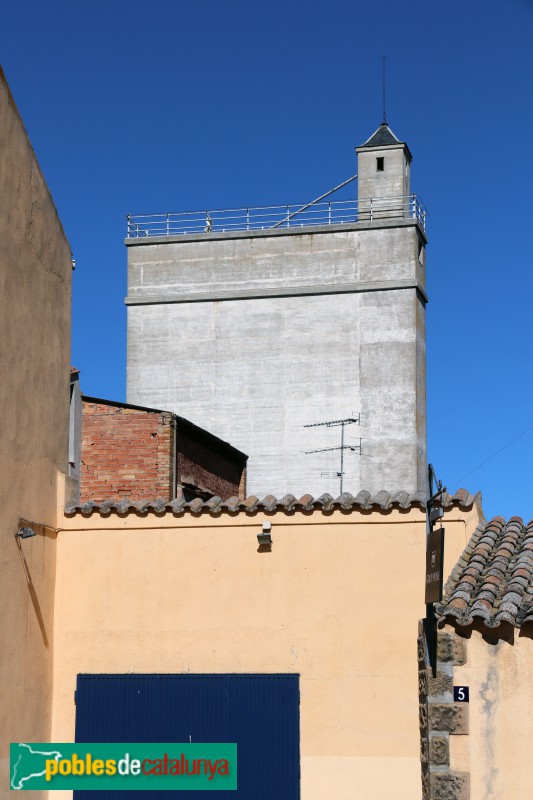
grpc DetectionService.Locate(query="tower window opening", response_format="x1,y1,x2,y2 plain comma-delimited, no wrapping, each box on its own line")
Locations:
376,157,384,172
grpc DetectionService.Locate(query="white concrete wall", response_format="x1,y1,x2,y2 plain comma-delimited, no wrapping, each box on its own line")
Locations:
126,220,427,498
357,145,411,202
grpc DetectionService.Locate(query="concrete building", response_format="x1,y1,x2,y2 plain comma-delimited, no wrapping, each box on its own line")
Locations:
125,122,428,498
0,65,72,794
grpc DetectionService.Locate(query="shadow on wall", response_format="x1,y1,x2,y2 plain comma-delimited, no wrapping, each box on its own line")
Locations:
15,525,57,649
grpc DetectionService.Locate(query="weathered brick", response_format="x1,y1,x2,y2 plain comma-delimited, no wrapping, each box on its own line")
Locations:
80,398,246,503
428,703,468,734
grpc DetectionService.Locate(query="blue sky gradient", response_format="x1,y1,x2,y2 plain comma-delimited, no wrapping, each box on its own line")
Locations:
1,0,531,519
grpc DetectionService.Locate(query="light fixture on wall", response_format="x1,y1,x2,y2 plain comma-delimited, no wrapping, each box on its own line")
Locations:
257,520,272,547
15,527,36,539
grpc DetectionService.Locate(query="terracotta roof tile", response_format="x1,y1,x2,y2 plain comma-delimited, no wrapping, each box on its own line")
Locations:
64,488,479,517
437,518,533,629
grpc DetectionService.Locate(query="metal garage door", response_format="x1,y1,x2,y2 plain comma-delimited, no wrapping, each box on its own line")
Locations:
74,673,300,800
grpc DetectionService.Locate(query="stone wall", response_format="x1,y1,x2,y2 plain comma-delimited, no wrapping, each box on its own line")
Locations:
418,624,470,799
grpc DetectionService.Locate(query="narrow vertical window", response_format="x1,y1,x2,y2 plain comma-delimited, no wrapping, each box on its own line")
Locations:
376,157,384,171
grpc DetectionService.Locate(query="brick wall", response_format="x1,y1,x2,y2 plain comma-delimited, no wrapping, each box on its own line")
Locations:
81,400,173,502
80,398,247,503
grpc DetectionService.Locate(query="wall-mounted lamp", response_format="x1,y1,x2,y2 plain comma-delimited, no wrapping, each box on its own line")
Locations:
257,520,272,547
16,527,36,539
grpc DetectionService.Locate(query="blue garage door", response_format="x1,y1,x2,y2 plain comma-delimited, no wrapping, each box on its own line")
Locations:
74,673,300,800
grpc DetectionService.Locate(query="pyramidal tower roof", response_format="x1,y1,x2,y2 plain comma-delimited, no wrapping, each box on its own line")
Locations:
357,122,412,162
359,122,402,148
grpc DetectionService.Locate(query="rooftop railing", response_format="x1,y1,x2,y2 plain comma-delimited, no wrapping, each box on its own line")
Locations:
126,194,427,239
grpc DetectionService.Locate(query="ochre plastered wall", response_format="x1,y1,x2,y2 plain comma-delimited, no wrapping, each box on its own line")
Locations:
52,503,480,800
0,66,72,795
447,623,533,800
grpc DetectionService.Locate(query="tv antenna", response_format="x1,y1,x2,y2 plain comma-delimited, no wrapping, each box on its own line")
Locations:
304,417,361,494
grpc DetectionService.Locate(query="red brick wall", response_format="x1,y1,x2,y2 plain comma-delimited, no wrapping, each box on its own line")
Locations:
81,401,173,503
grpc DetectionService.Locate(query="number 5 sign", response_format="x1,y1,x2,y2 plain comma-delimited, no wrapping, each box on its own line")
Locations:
453,686,469,702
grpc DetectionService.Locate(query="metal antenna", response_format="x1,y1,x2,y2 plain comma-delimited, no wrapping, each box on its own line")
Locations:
382,55,387,124
304,417,361,495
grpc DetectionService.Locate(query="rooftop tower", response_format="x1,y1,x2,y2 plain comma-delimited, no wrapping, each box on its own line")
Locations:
125,123,427,497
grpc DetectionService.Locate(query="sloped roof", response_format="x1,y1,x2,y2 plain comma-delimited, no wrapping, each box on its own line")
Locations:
64,488,479,517
437,517,533,629
81,394,248,461
359,122,402,148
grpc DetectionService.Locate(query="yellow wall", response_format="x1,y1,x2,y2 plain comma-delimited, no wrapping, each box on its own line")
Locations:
0,66,72,795
449,623,533,800
52,504,480,799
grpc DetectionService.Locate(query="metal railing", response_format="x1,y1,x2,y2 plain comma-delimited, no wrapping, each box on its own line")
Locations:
126,194,427,238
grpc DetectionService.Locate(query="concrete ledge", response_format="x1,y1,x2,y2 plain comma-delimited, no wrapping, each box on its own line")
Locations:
124,216,426,246
125,279,429,306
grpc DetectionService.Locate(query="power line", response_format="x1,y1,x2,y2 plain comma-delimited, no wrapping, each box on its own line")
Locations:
449,422,533,490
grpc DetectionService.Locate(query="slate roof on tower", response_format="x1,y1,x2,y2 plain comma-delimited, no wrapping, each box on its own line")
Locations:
359,122,402,148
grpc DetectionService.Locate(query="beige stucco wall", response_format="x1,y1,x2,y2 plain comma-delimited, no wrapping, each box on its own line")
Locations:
0,66,72,795
448,623,533,800
52,503,480,799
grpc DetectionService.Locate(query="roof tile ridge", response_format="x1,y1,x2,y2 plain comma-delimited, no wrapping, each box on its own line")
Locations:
390,490,412,508
297,494,315,511
279,494,298,511
372,490,392,509
314,493,335,510
260,495,278,512
499,520,533,626
438,520,490,621
221,495,242,512
204,496,223,513
333,492,356,510
470,518,522,626
438,520,493,623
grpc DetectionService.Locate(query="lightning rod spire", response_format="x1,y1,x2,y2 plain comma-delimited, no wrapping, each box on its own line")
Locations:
382,55,387,124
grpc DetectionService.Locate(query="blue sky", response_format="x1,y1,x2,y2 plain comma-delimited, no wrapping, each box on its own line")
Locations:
1,0,531,519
